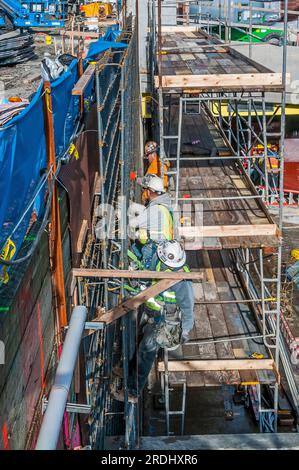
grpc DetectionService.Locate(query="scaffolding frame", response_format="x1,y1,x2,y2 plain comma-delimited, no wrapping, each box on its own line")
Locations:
153,0,299,436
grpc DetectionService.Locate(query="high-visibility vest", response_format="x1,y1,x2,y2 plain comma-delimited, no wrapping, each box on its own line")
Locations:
145,261,190,313
147,156,170,189
259,156,279,172
267,157,279,171
139,204,173,244
141,157,170,203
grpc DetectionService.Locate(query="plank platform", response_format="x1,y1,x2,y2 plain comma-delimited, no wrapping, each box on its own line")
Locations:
167,107,279,249
157,250,276,387
156,30,288,92
133,433,299,450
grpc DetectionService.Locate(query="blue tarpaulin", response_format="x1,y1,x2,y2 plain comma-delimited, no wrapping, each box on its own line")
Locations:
0,85,47,257
86,24,125,61
0,27,124,282
0,59,81,272
86,37,127,60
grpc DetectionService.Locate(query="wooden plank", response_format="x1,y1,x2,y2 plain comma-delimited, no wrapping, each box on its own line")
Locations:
155,73,289,90
158,359,274,372
161,26,201,33
72,268,203,280
76,219,88,254
61,30,100,38
178,224,278,238
95,279,181,325
72,64,95,96
92,172,102,197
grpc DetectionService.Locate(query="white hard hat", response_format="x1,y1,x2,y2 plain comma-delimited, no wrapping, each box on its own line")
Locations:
145,141,159,156
138,174,165,194
157,240,186,269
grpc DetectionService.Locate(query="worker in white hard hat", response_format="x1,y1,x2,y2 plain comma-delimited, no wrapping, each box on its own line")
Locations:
128,174,173,269
111,240,194,404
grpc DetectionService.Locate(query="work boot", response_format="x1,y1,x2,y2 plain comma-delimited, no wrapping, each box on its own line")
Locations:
110,385,138,404
181,330,190,344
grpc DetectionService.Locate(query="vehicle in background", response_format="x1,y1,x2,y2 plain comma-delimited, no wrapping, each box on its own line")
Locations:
0,0,67,28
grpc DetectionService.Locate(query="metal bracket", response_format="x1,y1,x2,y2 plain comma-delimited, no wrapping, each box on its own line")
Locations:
42,397,91,414
84,321,105,331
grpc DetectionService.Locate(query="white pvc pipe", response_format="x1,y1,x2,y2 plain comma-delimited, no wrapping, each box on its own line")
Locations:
35,306,87,450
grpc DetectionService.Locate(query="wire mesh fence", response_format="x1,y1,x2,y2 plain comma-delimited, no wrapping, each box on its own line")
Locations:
77,19,141,450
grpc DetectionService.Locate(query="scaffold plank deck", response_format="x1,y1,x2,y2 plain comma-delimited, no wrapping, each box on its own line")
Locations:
157,30,288,92
162,250,275,387
167,109,279,249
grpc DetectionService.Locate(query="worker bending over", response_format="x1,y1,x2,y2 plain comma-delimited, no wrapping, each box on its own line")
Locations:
111,240,194,403
128,174,173,268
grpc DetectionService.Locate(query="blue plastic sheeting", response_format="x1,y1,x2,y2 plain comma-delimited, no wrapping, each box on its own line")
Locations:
51,59,80,156
0,27,122,278
0,84,47,257
86,39,127,60
103,26,121,43
0,59,81,268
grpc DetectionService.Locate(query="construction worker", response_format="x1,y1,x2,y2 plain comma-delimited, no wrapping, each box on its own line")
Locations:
142,141,170,202
128,174,173,268
257,152,280,191
111,240,194,403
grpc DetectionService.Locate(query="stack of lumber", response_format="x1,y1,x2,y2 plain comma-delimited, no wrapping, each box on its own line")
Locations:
0,100,29,126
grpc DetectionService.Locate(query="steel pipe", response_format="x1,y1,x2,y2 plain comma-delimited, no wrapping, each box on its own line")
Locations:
35,306,87,450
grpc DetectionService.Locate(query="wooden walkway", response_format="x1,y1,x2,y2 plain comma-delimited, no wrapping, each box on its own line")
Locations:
167,109,279,249
157,29,288,91
158,250,276,387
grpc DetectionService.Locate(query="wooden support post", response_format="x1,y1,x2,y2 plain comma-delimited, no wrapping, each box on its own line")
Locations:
77,54,84,115
43,82,68,328
94,279,181,325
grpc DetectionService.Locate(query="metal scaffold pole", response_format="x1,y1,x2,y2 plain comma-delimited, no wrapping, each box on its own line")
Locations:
273,0,289,431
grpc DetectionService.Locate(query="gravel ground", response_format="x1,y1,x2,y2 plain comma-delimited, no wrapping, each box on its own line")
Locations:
0,32,60,100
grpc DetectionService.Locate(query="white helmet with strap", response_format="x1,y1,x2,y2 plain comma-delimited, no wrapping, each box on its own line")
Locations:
138,174,165,194
157,240,186,269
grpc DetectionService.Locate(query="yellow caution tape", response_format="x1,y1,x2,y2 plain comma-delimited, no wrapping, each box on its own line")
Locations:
0,239,16,285
69,143,79,160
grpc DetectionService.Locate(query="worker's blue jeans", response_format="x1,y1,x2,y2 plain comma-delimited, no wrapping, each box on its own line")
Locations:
130,240,157,269
128,319,160,397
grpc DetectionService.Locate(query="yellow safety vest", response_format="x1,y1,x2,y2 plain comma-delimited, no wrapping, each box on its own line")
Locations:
139,204,173,244
145,261,190,313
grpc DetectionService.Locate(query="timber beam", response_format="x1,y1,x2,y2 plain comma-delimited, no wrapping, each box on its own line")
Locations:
72,268,203,280
157,359,274,372
178,223,279,239
93,279,182,325
155,73,290,91
72,64,95,96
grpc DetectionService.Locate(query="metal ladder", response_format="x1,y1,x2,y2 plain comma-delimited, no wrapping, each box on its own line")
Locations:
161,348,187,436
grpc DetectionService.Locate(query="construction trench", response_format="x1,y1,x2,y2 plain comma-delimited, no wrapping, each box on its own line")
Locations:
1,1,299,453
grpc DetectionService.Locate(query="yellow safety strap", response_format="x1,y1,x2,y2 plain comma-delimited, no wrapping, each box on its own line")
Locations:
68,143,79,160
0,239,16,284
